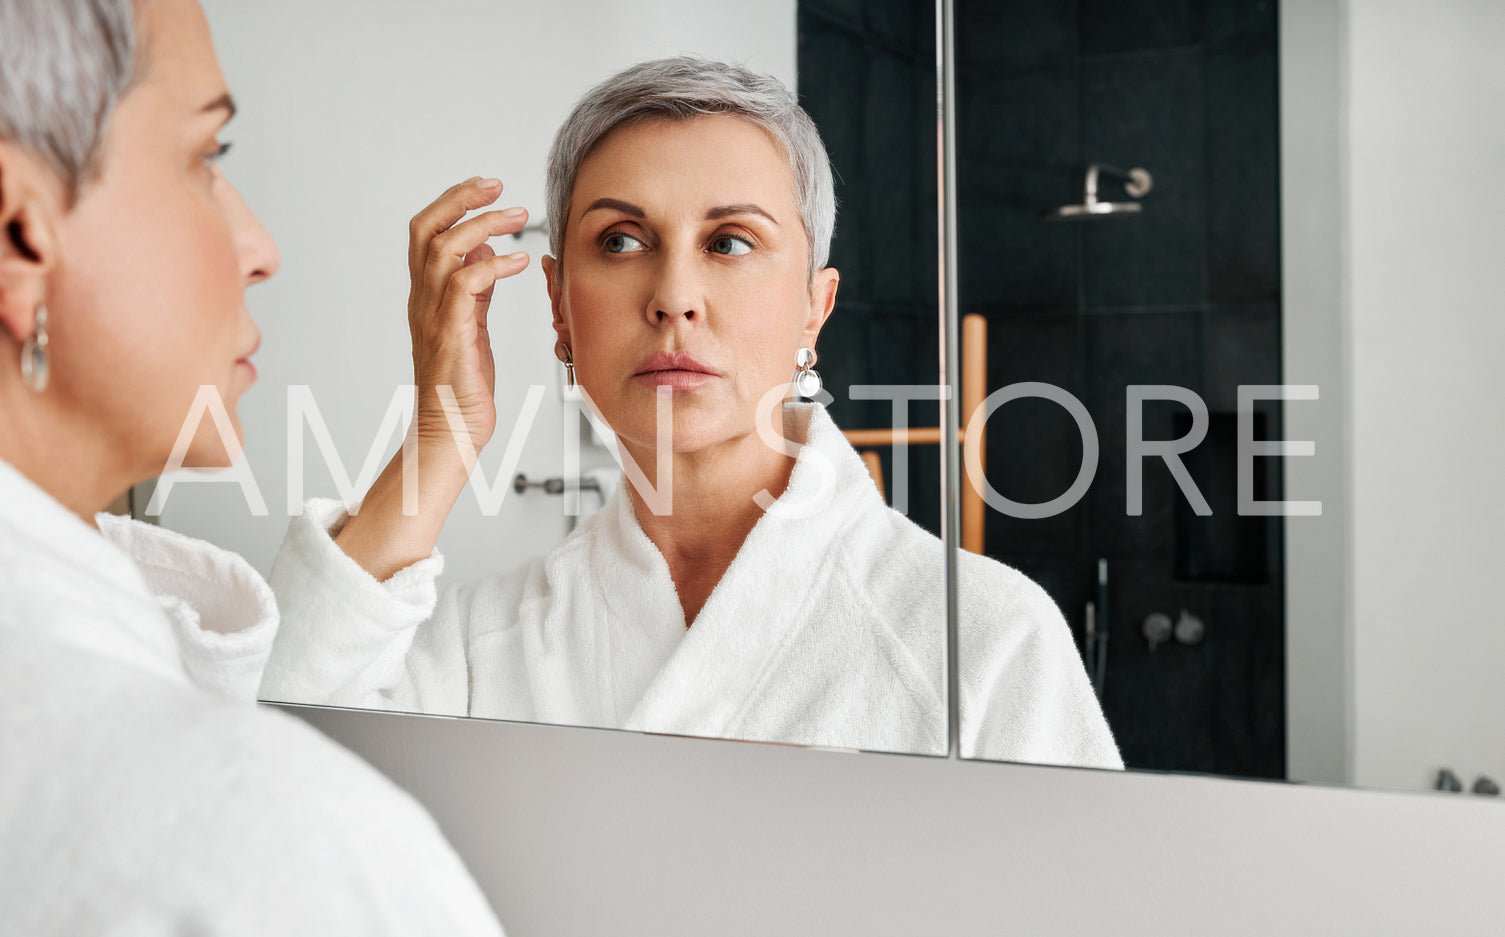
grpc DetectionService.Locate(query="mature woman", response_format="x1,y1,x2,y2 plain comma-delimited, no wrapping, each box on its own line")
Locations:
264,57,1120,768
0,0,502,931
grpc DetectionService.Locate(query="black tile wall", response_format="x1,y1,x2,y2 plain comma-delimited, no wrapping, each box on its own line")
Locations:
817,308,872,428
800,15,870,291
957,0,1078,68
802,0,864,31
805,0,1282,777
1084,309,1206,559
1204,0,1277,52
1094,555,1213,769
1080,0,1202,56
799,2,939,536
864,54,935,305
1175,411,1274,583
1206,49,1281,303
982,311,1088,557
959,64,1081,310
820,306,939,421
1096,556,1283,777
864,0,929,50
1081,48,1206,308
1202,302,1280,410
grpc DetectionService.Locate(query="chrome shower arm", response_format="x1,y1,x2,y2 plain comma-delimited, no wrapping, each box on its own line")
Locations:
1085,163,1153,205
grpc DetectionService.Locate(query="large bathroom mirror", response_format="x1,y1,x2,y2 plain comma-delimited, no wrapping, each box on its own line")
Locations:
165,0,956,756
167,0,1501,794
954,0,1505,799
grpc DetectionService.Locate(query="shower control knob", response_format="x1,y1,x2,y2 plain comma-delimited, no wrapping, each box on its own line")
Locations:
1174,609,1206,646
1142,612,1173,651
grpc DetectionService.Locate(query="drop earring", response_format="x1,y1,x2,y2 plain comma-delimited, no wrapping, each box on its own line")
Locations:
555,340,576,390
792,346,821,398
20,304,49,393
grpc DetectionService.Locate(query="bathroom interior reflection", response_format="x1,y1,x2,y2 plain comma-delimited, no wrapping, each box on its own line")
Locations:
168,0,1505,798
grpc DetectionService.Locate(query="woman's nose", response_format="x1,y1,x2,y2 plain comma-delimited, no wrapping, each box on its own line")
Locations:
223,178,281,285
646,249,703,325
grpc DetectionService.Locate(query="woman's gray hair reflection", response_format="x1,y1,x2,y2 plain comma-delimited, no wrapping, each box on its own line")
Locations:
263,56,1121,768
544,55,836,276
0,0,502,931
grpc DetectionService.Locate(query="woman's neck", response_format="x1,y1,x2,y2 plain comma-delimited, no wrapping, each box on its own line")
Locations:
0,388,132,529
623,424,800,628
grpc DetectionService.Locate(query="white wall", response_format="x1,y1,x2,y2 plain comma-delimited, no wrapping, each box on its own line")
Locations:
179,1,797,585
1284,0,1505,793
1345,0,1505,792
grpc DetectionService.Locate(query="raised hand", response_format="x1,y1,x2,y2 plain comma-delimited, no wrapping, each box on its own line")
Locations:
331,177,530,581
406,176,531,457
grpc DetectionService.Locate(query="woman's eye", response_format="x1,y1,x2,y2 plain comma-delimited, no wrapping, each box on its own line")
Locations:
603,232,646,253
709,235,753,256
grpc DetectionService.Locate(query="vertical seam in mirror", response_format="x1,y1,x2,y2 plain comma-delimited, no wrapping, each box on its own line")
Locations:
937,0,961,760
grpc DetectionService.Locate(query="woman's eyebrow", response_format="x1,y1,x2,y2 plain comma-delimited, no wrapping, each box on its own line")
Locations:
579,197,644,221
705,203,778,224
577,198,779,226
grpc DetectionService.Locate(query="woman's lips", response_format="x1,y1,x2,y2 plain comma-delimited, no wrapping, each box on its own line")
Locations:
633,369,715,392
633,351,718,393
237,331,261,383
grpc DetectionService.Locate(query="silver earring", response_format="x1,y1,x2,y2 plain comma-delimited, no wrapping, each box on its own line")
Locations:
556,341,576,391
792,346,821,398
20,304,50,393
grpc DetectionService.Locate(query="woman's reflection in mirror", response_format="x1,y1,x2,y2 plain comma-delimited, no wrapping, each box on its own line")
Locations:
263,57,1121,768
0,0,503,931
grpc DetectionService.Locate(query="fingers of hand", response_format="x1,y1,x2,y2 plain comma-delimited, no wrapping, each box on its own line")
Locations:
465,243,500,324
407,176,504,274
442,251,530,321
463,242,497,266
422,207,530,294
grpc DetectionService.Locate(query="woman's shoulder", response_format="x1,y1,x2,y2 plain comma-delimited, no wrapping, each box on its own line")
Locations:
952,551,1084,698
1,625,400,837
955,549,1066,627
0,628,498,932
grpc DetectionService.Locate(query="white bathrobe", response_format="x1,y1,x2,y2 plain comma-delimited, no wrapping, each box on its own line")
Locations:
264,404,1121,768
0,459,503,936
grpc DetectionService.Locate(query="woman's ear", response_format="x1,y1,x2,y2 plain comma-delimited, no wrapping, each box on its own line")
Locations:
802,266,840,347
0,141,62,347
541,253,570,344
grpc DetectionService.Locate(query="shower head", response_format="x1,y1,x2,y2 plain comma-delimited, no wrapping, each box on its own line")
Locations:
1042,163,1153,222
1042,201,1142,221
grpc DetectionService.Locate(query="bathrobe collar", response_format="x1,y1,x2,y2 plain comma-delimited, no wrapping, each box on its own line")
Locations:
579,403,881,738
0,458,276,696
0,458,180,682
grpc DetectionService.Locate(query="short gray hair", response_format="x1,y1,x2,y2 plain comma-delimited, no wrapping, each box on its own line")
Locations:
545,56,836,277
0,0,138,200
